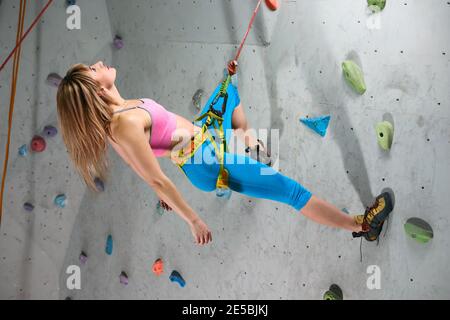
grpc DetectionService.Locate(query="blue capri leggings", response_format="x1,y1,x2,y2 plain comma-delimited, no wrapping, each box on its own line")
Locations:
178,82,312,211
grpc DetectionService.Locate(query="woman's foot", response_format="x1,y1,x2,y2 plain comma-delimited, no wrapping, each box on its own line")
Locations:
352,192,394,241
245,139,272,166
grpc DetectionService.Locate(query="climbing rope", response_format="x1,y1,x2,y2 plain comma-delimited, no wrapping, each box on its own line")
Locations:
0,0,54,224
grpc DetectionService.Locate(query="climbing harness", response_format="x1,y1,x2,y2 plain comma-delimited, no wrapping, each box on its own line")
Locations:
174,0,264,198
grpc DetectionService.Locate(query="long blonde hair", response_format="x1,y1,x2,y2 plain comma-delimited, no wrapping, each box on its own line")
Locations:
56,63,116,192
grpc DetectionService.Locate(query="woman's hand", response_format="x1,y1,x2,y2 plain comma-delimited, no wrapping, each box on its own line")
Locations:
189,218,212,245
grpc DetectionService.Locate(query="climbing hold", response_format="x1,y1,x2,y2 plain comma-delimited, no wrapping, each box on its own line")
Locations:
23,202,34,212
65,296,72,300
31,135,46,152
404,218,433,244
94,177,105,192
323,284,343,300
300,116,331,137
265,0,280,11
216,188,232,200
368,0,386,11
342,208,350,214
119,271,129,285
79,251,88,265
192,89,204,110
46,73,63,87
43,125,58,138
342,60,366,95
105,235,113,255
169,270,186,287
152,258,164,276
18,144,28,156
156,201,165,216
67,0,76,6
375,121,393,151
54,194,67,208
113,35,124,50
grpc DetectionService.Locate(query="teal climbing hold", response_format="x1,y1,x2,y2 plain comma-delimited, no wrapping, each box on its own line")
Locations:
54,194,67,208
300,116,331,137
342,60,366,95
169,270,186,287
105,235,113,255
156,201,165,216
368,0,386,11
375,121,394,150
404,218,433,244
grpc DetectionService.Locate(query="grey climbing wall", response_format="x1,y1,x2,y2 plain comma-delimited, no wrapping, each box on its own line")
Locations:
0,0,449,299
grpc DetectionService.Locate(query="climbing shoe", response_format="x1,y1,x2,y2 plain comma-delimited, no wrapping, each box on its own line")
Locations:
245,139,272,167
352,192,393,242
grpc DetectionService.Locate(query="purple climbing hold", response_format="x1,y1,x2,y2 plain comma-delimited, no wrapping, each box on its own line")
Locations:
23,202,34,212
79,251,88,265
43,125,58,138
94,177,105,192
119,271,129,285
46,73,62,87
113,35,124,50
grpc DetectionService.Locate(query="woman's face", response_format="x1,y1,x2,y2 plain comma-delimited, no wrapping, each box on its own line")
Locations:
88,61,116,89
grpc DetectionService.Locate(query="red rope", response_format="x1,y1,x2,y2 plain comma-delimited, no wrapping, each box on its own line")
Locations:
234,0,263,62
0,0,54,74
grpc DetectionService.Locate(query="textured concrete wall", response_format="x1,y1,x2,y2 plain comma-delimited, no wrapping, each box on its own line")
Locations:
0,0,449,299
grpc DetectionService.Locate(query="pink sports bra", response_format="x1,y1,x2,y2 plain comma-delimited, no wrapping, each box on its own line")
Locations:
113,98,177,157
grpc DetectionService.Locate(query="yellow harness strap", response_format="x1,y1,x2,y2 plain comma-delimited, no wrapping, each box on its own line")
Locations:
175,80,231,192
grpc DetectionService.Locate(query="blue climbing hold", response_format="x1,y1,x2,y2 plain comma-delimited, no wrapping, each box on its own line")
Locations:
300,116,331,137
216,188,232,200
105,235,113,255
169,270,186,287
54,194,67,208
18,144,27,156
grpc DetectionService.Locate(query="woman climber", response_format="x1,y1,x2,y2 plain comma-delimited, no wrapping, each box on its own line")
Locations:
56,60,393,246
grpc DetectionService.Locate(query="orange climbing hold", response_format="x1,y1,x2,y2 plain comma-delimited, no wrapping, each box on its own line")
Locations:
265,0,279,11
152,258,164,276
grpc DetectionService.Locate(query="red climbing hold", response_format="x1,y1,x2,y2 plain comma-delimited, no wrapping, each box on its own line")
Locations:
31,135,46,152
265,0,279,11
152,258,164,276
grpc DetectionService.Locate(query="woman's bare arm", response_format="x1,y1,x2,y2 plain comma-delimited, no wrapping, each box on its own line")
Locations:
112,115,212,244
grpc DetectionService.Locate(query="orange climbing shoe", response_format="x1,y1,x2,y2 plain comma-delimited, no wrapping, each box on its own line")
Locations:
265,0,280,11
352,192,393,241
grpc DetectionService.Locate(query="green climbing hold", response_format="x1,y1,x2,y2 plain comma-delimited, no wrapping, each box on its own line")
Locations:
404,218,433,244
368,0,386,11
323,284,343,300
342,60,366,95
375,121,394,150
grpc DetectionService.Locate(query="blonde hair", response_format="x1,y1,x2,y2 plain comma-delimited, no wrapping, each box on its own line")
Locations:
56,63,116,192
